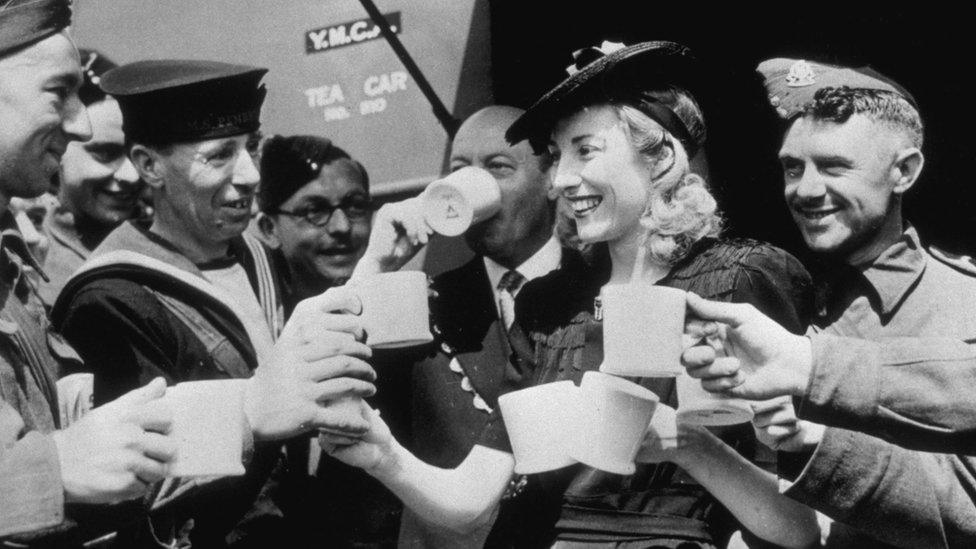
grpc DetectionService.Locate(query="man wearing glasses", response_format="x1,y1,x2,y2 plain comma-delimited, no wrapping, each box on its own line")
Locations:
253,134,408,547
51,61,378,547
256,134,373,312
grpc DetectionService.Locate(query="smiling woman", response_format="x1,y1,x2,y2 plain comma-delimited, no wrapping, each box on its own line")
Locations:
319,41,821,549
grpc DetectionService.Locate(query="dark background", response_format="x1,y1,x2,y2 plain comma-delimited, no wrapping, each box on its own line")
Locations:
487,3,976,266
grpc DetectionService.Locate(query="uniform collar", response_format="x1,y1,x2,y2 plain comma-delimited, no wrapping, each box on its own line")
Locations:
483,236,562,293
0,209,48,283
44,207,91,259
857,225,927,315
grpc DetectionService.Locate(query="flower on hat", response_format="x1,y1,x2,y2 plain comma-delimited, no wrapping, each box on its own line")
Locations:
786,60,816,87
566,40,628,76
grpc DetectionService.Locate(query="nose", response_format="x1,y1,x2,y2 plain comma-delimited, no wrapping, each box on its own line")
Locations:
114,157,140,185
232,149,260,188
552,159,581,194
791,169,827,202
325,208,351,235
62,93,92,143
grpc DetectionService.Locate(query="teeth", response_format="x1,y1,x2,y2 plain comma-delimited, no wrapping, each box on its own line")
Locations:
570,197,602,214
800,209,837,220
226,198,250,209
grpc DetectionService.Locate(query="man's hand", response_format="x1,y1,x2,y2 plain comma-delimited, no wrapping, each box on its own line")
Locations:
681,293,813,400
319,405,395,474
752,398,825,452
52,377,176,504
245,288,377,441
352,198,431,279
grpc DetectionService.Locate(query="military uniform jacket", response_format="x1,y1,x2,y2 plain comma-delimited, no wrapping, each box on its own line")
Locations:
0,212,74,543
784,227,976,549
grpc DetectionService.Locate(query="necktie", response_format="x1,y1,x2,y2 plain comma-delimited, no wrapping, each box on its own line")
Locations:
497,270,525,329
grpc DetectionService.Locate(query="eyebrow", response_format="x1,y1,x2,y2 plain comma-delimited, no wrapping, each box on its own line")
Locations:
47,71,81,90
298,192,369,206
198,137,238,153
484,153,515,163
808,154,855,167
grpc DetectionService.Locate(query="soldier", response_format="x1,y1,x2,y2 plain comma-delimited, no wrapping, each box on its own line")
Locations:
0,1,176,545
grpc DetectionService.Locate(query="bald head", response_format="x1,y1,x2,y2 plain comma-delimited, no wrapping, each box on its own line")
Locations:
449,105,555,268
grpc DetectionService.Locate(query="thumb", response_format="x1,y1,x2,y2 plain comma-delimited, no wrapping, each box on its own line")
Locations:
111,377,168,407
686,292,749,328
287,288,362,337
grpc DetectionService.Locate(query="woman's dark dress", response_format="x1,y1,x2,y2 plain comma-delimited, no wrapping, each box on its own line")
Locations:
479,238,813,548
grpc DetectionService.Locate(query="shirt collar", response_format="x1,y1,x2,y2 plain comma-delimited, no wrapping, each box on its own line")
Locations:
483,236,562,295
858,225,927,315
44,207,91,259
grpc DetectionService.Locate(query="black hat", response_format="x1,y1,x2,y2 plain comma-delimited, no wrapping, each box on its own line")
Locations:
259,134,368,213
77,49,117,106
0,0,72,57
100,59,268,145
757,58,917,120
506,41,704,155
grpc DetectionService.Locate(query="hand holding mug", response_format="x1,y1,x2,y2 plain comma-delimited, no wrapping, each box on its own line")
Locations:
53,377,176,504
353,197,431,278
682,293,813,400
319,405,396,474
245,288,376,441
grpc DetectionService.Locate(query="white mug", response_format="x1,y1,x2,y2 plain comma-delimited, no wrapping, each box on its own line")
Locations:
570,371,659,475
162,380,246,477
354,271,433,348
421,166,502,236
498,380,578,474
599,284,686,377
675,370,754,426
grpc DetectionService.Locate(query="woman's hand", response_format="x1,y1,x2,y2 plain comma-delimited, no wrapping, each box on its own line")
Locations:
319,404,396,473
352,198,432,278
636,403,707,464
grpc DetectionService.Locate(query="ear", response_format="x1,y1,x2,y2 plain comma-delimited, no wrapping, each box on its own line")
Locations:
891,147,924,195
129,144,165,190
255,212,281,248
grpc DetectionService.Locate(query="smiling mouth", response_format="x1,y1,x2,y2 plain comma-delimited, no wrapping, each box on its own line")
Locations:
795,206,841,221
98,185,137,201
222,197,252,210
568,195,603,216
322,248,355,256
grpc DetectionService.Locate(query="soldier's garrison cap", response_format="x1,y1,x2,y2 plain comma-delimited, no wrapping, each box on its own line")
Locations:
757,58,916,120
0,0,72,57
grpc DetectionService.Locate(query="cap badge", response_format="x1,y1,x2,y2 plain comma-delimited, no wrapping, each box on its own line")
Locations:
566,40,627,76
786,60,816,87
82,51,101,85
